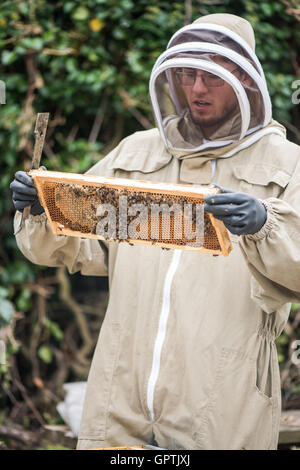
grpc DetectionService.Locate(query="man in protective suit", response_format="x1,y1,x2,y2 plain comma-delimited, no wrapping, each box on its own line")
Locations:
10,13,300,450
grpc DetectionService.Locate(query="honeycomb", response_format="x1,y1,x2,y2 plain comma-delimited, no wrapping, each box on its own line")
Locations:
29,170,232,256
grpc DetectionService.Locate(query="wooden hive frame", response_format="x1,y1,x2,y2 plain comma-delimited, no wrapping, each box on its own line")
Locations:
29,169,232,256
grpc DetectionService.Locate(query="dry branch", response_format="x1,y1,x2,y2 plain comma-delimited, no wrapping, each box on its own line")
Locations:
42,48,76,56
57,266,93,365
184,0,192,25
89,96,108,143
0,425,37,445
280,0,300,21
118,89,152,130
12,358,46,426
102,114,125,155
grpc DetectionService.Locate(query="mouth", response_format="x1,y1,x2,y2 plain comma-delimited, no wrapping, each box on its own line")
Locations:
193,100,212,111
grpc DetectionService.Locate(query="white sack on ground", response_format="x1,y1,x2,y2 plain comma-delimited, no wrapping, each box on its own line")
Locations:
56,382,87,437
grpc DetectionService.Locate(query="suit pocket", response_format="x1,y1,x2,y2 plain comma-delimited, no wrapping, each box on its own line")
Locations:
195,347,279,450
233,165,291,199
78,321,121,440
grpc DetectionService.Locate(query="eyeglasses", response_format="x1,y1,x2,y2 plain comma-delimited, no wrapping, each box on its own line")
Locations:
174,68,241,87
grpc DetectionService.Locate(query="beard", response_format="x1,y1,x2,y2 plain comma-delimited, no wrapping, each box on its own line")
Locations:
191,100,239,132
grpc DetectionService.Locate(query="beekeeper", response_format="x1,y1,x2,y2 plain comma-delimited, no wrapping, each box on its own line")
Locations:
11,13,300,450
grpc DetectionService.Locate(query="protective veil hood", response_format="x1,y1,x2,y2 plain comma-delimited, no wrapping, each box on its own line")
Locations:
149,13,285,157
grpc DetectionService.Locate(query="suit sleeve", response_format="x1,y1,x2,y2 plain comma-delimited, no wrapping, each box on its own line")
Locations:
14,211,108,276
239,161,300,312
13,145,123,276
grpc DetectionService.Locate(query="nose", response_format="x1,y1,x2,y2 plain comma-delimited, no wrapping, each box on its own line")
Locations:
192,74,209,93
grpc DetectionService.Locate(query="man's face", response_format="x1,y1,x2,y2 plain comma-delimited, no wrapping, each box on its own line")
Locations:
177,56,242,138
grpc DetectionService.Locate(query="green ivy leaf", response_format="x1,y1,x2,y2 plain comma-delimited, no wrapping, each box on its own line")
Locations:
21,37,44,50
16,288,32,312
4,261,35,284
38,345,53,364
1,50,17,65
0,298,14,324
277,352,285,364
0,287,9,299
72,6,89,21
291,303,300,313
45,319,64,341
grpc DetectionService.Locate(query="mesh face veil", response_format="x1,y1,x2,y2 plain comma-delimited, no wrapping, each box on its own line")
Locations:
149,23,272,152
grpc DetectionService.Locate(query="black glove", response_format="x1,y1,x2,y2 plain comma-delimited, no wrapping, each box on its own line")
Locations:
204,187,267,235
10,171,44,216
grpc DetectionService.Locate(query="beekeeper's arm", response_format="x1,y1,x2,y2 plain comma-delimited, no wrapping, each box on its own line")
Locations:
13,209,108,276
205,174,300,308
11,152,119,277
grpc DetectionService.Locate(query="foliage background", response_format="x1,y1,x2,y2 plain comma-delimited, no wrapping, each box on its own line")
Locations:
0,0,299,449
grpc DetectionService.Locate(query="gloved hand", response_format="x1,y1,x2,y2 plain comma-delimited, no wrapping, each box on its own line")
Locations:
204,187,267,235
10,171,45,215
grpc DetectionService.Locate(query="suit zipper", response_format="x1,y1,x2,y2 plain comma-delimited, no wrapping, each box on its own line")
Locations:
146,250,182,421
